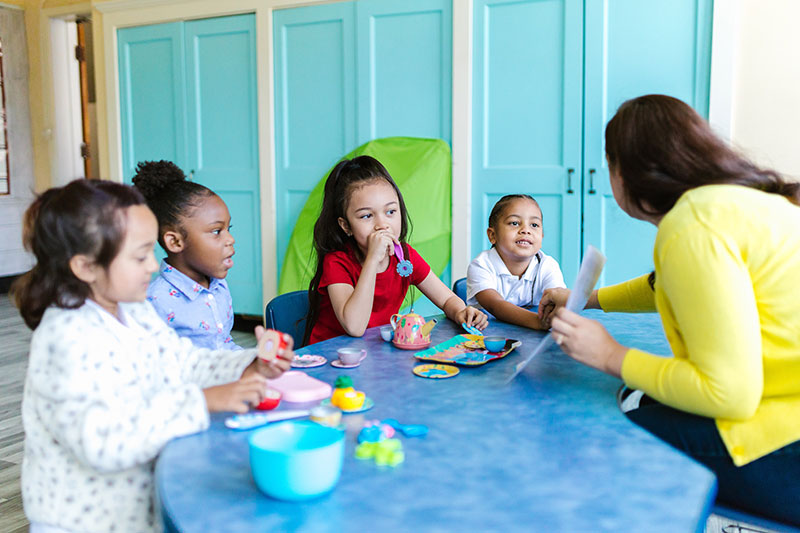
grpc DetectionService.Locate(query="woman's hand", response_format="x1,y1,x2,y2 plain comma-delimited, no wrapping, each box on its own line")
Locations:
456,306,489,330
251,327,293,379
365,228,396,266
549,308,627,378
538,287,571,329
203,374,268,413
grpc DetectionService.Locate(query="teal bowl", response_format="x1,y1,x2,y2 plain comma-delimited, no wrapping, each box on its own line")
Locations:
249,421,345,501
483,336,507,353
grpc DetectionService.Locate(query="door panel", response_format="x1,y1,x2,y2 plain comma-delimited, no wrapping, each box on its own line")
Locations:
273,2,357,278
356,0,452,144
472,0,583,283
118,22,187,180
185,14,261,314
582,0,713,286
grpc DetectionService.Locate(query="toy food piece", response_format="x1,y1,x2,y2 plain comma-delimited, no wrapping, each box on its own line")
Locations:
255,388,281,411
309,404,342,427
355,439,404,467
258,329,287,362
330,376,365,410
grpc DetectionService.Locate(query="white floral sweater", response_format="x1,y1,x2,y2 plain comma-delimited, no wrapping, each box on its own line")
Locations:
22,300,256,533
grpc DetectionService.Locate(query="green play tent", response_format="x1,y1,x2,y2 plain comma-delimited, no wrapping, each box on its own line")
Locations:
277,137,452,308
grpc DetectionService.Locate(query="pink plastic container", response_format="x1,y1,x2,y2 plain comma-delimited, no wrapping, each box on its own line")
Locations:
266,371,332,403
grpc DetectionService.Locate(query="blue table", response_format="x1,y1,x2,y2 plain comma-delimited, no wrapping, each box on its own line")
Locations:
155,311,716,532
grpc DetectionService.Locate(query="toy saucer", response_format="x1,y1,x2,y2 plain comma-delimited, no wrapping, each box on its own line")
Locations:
321,397,374,414
392,339,431,350
331,359,361,369
291,354,327,369
413,364,459,379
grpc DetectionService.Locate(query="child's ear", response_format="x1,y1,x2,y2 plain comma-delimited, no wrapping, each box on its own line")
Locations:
337,217,352,237
486,227,496,245
69,254,98,284
163,229,185,253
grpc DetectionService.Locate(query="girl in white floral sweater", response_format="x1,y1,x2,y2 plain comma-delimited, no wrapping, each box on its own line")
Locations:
12,179,292,533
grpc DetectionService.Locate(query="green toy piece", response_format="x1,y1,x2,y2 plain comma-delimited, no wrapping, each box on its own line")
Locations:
334,376,353,389
355,438,405,467
278,137,452,310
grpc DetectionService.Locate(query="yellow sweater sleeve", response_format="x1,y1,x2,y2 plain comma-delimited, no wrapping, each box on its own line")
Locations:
597,274,656,312
620,225,763,421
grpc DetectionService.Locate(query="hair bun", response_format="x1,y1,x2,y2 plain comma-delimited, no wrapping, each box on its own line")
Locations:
131,160,187,199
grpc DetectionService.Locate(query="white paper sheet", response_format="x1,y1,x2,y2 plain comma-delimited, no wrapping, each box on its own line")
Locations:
506,245,607,382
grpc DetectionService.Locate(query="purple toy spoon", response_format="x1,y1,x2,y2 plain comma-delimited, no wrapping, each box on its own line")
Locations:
394,242,413,277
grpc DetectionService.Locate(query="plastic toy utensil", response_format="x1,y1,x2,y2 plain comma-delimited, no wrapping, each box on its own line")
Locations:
394,242,413,277
224,409,310,430
381,418,428,438
462,322,483,336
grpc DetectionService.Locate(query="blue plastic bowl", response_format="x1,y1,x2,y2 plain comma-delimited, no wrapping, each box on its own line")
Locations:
249,421,345,501
483,336,506,353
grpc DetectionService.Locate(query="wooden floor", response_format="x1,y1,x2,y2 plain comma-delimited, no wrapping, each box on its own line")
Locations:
0,294,773,533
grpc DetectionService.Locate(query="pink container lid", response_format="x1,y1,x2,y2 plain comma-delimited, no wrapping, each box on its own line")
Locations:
266,371,332,403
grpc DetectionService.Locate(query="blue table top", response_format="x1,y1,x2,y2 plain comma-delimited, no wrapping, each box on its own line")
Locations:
155,310,717,532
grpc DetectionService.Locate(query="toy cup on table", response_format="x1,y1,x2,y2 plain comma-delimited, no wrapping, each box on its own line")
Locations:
483,336,506,353
336,348,367,366
380,326,394,342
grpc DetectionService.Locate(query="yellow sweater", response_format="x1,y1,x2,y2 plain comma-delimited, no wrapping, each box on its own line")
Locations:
598,185,800,466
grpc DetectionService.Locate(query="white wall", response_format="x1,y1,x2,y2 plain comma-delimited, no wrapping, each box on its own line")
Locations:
730,0,800,179
0,6,35,277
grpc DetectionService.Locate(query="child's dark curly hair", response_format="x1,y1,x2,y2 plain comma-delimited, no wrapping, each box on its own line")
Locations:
131,160,213,249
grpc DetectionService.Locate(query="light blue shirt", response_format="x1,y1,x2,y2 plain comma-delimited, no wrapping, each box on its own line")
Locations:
147,261,240,350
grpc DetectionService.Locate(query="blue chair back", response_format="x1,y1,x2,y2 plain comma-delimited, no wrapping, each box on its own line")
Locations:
453,277,467,303
265,290,309,348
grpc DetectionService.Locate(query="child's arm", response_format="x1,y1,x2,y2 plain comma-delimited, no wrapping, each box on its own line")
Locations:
328,230,395,337
474,288,545,329
417,271,489,329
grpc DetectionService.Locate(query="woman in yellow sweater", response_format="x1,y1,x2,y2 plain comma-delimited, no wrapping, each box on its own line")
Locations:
540,94,800,525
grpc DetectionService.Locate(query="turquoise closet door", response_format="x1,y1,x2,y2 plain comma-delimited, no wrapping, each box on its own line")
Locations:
273,3,357,278
582,0,713,286
472,0,584,283
118,15,262,315
118,22,187,179
273,0,452,282
183,15,262,315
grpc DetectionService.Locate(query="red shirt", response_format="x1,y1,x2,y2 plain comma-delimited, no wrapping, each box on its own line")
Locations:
309,243,431,344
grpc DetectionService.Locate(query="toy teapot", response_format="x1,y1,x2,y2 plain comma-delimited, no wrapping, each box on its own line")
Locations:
390,311,437,350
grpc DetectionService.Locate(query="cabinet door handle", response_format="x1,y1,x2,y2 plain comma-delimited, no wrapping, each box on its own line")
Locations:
588,168,597,194
566,168,574,194
189,169,195,180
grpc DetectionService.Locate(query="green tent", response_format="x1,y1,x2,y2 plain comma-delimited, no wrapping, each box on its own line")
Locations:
278,137,452,308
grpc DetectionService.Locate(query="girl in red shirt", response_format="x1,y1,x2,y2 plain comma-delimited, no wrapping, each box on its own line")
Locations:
305,156,487,344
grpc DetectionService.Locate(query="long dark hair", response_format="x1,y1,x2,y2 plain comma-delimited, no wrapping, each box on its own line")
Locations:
131,160,213,250
11,179,146,329
303,156,411,344
605,94,800,218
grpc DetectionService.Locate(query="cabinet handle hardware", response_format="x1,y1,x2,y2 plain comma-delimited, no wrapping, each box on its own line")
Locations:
588,168,597,194
566,168,574,194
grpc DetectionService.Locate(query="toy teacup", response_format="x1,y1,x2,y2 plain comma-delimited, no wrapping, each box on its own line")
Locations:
337,348,367,366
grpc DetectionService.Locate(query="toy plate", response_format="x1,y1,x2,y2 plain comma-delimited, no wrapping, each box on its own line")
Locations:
413,364,459,379
321,397,374,414
415,334,521,366
291,354,327,369
330,359,361,369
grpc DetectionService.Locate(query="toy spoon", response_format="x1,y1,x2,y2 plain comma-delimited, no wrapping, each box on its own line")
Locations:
381,418,428,438
394,242,413,277
462,322,483,336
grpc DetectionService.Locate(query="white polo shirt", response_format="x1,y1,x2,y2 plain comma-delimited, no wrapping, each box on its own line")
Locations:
467,247,566,310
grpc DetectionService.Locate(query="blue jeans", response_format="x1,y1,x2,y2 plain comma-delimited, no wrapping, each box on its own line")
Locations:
624,394,800,526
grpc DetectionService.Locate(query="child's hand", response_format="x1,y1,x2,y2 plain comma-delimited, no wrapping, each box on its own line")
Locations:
538,288,571,329
365,228,396,266
203,375,268,413
252,327,293,379
456,306,489,331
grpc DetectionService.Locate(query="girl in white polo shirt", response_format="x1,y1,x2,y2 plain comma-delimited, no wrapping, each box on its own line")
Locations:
467,194,565,329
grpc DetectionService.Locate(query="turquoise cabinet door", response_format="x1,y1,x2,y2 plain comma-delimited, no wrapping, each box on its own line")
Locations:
273,2,357,278
472,0,584,283
184,14,262,315
273,0,453,284
119,15,262,315
582,0,713,286
355,0,452,145
118,22,187,180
